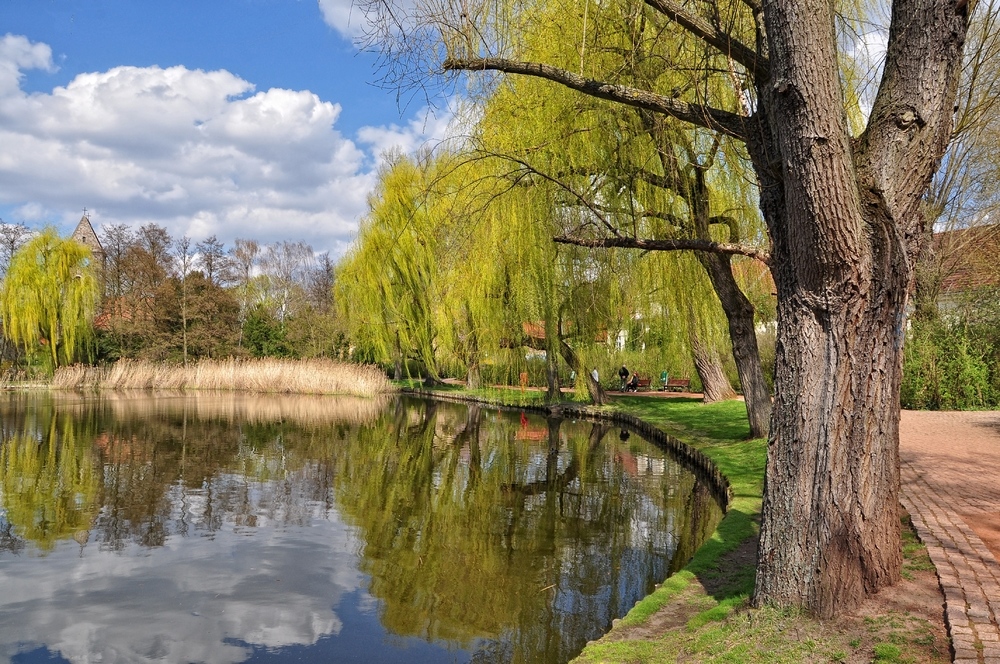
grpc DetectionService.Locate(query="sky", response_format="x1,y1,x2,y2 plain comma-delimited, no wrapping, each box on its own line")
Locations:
0,0,456,258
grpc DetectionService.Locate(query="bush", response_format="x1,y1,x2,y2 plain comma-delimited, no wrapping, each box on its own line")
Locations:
902,290,1000,409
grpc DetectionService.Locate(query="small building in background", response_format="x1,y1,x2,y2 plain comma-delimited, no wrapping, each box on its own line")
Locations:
71,213,105,271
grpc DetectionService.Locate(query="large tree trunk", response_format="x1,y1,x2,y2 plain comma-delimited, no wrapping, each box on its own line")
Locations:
543,312,562,403
430,0,968,618
466,363,482,390
697,252,772,436
754,217,910,616
558,337,607,405
691,338,737,403
750,0,967,618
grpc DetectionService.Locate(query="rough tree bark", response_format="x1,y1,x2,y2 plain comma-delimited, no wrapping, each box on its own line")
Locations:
691,337,737,403
431,0,969,617
748,0,968,617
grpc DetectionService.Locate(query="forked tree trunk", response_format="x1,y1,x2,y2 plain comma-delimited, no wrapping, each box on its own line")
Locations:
691,338,737,403
750,0,967,617
435,0,968,618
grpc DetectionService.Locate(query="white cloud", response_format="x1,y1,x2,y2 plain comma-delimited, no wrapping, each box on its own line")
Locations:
0,35,469,257
0,33,55,95
0,34,468,258
317,0,370,41
357,100,473,168
317,0,421,47
0,498,362,663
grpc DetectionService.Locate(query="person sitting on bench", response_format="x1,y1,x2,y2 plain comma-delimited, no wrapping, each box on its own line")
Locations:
625,374,640,392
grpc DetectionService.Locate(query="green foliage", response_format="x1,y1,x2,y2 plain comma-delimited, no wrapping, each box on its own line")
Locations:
244,305,295,358
902,291,1000,409
873,643,903,662
0,228,100,372
335,153,444,379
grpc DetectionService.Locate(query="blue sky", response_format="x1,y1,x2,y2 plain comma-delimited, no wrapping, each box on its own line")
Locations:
0,0,455,257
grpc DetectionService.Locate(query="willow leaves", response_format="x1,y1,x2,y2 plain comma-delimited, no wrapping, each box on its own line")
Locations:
0,229,100,372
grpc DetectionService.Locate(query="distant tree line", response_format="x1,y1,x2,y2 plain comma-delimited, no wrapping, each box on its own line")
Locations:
0,220,345,374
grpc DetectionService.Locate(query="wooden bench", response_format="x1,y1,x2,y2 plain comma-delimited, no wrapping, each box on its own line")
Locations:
635,375,652,391
664,377,691,392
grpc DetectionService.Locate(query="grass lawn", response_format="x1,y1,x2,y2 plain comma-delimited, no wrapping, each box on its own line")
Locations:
404,385,950,664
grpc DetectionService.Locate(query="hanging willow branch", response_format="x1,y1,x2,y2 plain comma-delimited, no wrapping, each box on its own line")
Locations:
0,228,100,371
641,0,768,79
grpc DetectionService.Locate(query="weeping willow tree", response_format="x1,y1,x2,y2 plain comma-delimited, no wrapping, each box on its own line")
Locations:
416,149,576,402
336,153,445,382
0,228,100,372
431,133,629,404
364,0,973,614
460,38,771,409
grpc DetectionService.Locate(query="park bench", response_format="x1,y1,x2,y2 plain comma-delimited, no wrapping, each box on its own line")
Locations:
634,375,652,391
663,377,691,392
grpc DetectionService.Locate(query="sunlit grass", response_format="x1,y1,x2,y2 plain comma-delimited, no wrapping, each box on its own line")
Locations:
52,358,394,398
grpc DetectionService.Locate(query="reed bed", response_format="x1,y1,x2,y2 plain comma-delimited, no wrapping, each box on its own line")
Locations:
52,358,394,398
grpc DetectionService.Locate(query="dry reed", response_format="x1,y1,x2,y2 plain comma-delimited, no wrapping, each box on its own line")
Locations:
52,358,394,398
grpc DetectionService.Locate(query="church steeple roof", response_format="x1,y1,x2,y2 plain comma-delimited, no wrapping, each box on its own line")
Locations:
71,212,105,263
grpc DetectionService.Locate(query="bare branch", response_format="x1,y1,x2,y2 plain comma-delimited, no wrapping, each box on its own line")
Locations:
442,57,749,140
478,151,622,237
642,0,768,80
553,234,771,263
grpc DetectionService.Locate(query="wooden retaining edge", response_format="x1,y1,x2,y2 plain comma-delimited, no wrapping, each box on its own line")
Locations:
400,388,733,512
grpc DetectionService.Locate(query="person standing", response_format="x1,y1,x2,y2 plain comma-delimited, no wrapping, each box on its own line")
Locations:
618,365,630,391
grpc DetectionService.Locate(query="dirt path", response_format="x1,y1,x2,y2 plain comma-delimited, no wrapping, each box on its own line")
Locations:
900,409,1000,663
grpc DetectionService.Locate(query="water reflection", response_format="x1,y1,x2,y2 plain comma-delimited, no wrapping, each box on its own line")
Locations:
0,392,723,664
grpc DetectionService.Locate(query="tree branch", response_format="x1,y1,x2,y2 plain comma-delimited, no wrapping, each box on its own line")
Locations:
642,0,768,80
553,234,770,263
443,57,748,141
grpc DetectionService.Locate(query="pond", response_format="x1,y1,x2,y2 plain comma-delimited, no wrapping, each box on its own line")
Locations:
0,392,724,664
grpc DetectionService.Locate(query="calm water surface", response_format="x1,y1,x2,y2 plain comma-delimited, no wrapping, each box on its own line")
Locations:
0,392,723,664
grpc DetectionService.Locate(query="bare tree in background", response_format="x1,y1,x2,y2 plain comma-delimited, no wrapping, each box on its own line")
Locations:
196,235,228,286
0,221,31,278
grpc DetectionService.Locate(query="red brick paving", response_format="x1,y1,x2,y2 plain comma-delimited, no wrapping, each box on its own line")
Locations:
900,410,1000,664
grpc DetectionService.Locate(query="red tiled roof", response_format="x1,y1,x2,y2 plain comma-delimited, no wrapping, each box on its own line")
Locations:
934,225,1000,293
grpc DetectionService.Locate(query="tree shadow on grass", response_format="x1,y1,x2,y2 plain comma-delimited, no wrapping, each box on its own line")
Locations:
687,508,759,603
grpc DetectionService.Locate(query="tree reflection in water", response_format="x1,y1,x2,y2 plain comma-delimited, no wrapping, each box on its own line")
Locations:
0,392,722,664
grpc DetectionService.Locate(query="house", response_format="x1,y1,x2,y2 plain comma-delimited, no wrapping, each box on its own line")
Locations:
927,224,1000,313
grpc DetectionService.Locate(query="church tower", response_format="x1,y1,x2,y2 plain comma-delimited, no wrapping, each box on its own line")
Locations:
71,211,105,270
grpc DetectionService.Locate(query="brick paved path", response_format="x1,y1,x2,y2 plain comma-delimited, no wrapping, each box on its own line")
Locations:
900,410,1000,664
